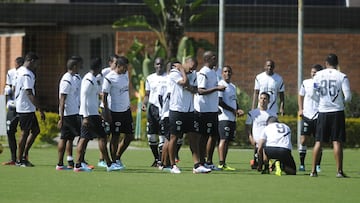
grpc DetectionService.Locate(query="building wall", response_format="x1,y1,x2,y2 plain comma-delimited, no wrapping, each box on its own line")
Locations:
23,30,68,111
1,31,359,112
116,31,360,98
0,35,23,94
34,32,68,111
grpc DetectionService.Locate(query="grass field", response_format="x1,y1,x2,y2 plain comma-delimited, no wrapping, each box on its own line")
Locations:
0,142,359,203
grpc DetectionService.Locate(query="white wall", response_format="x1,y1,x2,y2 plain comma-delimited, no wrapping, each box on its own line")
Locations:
347,0,360,7
0,95,7,136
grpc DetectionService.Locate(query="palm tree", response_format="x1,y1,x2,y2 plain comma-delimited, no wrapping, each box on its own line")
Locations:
113,0,207,60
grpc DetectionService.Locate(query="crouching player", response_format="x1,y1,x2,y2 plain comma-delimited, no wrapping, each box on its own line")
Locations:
257,116,296,176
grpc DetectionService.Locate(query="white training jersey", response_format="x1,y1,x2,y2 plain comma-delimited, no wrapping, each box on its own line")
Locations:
97,67,111,108
245,109,273,143
102,70,130,112
73,74,82,109
145,72,168,109
96,67,112,87
194,66,219,113
14,66,36,113
5,68,17,108
159,77,170,119
214,67,222,82
254,72,285,115
168,68,194,112
79,72,101,117
313,68,351,113
260,122,292,150
187,71,198,88
101,67,112,78
59,72,81,116
218,80,237,122
299,78,319,119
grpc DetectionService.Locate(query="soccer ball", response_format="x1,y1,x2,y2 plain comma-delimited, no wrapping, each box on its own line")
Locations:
0,143,3,154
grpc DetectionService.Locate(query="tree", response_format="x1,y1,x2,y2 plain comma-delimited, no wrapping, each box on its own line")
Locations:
113,0,215,93
113,0,209,60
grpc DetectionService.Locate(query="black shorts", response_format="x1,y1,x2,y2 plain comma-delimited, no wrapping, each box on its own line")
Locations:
194,111,218,137
300,116,317,136
316,111,346,143
146,104,161,134
169,111,198,137
80,115,107,140
60,114,81,140
218,120,235,141
6,108,19,135
264,147,296,173
160,117,170,140
110,109,134,135
18,112,40,133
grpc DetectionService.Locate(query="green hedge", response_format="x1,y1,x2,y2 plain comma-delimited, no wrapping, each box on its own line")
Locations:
234,116,360,148
34,112,360,148
34,111,59,146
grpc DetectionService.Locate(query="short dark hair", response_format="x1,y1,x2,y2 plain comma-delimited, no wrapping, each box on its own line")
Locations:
15,57,24,66
171,60,181,68
326,53,338,66
108,54,119,63
312,64,323,72
115,56,129,66
265,59,275,68
260,92,270,100
203,51,216,63
70,55,83,63
24,52,39,61
67,60,77,70
266,116,278,125
90,57,102,71
223,65,232,72
67,56,82,70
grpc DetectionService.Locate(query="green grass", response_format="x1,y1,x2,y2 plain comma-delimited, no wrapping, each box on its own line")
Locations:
0,143,359,203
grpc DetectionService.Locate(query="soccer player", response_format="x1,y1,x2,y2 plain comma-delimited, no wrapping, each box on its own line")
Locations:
310,54,351,178
257,116,296,176
157,61,178,171
168,59,211,174
97,54,119,168
102,56,134,169
246,92,274,169
217,65,244,170
252,59,285,116
2,57,24,165
298,64,323,172
14,52,45,167
75,57,121,172
194,51,226,170
56,56,83,170
142,57,167,167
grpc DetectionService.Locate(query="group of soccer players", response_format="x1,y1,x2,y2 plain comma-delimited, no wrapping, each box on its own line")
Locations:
2,51,351,177
56,55,134,172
